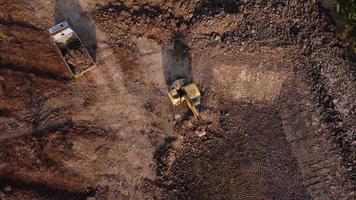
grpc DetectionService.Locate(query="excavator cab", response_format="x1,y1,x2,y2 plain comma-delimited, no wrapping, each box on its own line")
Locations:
167,79,202,120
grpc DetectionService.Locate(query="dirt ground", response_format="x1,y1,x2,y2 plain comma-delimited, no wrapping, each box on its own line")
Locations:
0,0,355,200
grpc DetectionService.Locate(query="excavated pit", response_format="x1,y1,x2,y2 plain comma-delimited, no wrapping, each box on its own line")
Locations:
0,0,355,200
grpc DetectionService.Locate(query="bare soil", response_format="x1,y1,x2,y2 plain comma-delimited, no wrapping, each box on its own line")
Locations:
0,0,355,200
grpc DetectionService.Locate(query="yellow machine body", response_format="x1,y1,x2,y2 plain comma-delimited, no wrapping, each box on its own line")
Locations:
167,79,202,120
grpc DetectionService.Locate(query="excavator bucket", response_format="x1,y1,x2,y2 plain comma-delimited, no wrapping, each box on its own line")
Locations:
49,21,95,78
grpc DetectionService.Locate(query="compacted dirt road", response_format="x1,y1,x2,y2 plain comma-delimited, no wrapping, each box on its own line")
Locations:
0,0,355,200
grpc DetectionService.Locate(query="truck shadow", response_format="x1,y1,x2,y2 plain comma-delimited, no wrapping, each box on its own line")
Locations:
162,34,193,86
54,0,97,62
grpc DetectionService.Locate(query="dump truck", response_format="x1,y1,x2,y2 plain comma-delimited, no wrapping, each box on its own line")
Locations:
49,21,95,78
167,79,202,120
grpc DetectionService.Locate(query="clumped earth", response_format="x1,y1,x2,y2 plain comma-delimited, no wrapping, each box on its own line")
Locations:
58,37,95,76
0,0,355,200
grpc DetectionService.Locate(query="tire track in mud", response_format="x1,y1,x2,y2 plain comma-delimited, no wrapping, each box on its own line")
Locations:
279,77,355,200
0,177,95,200
0,19,44,31
46,1,160,199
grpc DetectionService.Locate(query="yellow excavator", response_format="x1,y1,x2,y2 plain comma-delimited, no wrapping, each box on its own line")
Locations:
167,79,202,120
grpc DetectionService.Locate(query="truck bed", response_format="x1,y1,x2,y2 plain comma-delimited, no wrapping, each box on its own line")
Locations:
49,21,95,77
56,35,94,76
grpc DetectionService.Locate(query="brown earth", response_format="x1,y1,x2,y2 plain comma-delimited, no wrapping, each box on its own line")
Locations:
0,0,355,200
59,37,95,76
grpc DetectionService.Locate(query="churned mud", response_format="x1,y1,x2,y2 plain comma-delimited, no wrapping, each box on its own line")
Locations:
0,0,355,200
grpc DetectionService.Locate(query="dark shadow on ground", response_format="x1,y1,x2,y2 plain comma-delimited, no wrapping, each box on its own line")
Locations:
55,0,97,61
0,177,94,200
162,34,193,86
191,0,240,20
153,136,177,178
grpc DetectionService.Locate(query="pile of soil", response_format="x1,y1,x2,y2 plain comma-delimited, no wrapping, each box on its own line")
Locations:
58,37,94,76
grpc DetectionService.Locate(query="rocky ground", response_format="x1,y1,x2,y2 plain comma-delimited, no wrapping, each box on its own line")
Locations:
0,0,355,200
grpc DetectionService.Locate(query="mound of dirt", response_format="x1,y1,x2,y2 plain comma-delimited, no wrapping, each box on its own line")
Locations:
58,37,95,76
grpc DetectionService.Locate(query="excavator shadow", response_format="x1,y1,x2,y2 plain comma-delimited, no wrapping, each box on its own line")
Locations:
162,34,193,86
162,34,202,120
